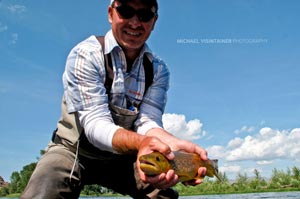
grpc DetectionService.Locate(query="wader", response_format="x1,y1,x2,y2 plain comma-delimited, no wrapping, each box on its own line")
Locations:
21,37,178,199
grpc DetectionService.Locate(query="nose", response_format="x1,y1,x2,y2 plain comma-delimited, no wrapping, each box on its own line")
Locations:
128,14,142,28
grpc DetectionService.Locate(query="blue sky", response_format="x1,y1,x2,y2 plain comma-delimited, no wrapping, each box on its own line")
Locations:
0,0,299,182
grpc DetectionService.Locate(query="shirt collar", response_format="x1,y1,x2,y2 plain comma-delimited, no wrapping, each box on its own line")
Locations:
104,30,119,55
104,29,153,59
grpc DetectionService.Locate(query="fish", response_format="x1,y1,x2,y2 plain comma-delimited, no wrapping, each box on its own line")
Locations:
139,151,221,182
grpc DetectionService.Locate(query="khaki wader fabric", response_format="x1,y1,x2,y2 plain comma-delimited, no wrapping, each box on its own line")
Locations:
21,98,178,199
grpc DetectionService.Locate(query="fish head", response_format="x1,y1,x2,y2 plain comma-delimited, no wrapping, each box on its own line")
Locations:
206,159,222,181
139,152,171,176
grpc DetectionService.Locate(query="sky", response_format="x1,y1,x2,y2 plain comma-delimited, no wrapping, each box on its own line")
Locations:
0,0,299,182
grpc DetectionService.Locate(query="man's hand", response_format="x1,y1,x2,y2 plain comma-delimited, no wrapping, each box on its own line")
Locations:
182,167,207,186
137,136,179,189
144,128,209,187
170,139,208,186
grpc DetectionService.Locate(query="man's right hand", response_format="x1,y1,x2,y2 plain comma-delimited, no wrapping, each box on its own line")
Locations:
137,136,179,189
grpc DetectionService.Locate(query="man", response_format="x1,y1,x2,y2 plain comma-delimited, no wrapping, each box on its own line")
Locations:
21,0,208,198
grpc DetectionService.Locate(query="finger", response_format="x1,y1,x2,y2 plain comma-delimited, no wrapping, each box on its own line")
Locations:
178,141,208,161
147,137,174,160
198,167,207,177
194,146,208,161
137,164,147,182
182,180,197,186
165,151,175,160
154,141,173,160
182,178,203,186
144,172,165,184
145,170,178,189
140,137,173,158
153,170,178,189
200,149,208,161
165,169,178,183
193,179,203,185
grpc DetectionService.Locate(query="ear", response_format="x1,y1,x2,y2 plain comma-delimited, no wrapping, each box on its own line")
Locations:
151,15,158,31
108,6,113,24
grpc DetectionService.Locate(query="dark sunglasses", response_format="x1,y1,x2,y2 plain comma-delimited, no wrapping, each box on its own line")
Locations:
112,4,157,22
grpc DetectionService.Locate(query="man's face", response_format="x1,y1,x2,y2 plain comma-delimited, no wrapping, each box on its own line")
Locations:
108,0,158,54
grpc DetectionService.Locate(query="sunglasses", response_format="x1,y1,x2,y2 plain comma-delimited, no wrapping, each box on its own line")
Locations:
112,4,157,22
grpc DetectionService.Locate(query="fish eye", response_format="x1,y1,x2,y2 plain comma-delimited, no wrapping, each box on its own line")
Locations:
156,156,160,162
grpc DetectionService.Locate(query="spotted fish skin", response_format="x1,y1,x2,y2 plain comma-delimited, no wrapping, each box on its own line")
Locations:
139,151,221,182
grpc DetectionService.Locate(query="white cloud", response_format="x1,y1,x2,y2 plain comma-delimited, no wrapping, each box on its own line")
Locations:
234,125,255,134
7,4,26,14
208,127,300,162
219,164,241,174
161,114,299,179
0,23,8,32
10,33,18,44
206,127,300,179
162,113,206,141
256,160,273,165
228,137,243,149
207,145,226,159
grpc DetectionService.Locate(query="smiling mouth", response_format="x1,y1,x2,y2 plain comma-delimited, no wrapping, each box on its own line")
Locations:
124,30,142,37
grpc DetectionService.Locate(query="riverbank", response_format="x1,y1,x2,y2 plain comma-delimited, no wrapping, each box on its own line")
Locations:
2,166,299,197
2,189,300,199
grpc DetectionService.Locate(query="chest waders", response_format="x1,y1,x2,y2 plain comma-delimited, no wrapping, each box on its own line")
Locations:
52,36,153,179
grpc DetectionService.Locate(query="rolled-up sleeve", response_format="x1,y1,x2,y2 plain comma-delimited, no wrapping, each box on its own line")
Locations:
78,104,121,153
62,37,120,152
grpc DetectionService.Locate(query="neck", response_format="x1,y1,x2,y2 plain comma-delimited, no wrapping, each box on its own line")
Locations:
126,57,134,72
123,48,141,72
124,48,140,61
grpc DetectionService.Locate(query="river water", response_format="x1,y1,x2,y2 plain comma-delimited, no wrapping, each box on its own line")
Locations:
2,192,300,199
78,192,300,198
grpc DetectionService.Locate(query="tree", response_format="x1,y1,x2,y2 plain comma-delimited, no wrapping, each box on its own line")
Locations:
0,186,9,196
254,169,261,180
19,162,37,191
233,172,249,192
7,162,37,195
269,168,293,188
236,172,248,185
291,166,300,187
9,172,21,193
249,169,267,190
292,166,300,180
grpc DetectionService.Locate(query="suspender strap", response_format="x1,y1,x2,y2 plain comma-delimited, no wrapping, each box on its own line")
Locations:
96,36,113,94
143,54,153,94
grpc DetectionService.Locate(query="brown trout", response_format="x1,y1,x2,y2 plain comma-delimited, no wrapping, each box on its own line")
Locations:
139,151,221,182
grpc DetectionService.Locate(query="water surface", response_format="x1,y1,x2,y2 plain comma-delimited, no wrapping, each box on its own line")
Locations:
2,191,300,199
78,191,300,199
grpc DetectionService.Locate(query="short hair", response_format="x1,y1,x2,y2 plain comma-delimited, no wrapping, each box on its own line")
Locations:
111,0,158,12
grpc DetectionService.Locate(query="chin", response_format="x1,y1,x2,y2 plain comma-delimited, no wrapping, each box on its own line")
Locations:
122,41,143,50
